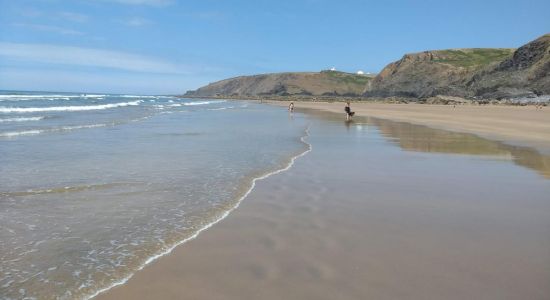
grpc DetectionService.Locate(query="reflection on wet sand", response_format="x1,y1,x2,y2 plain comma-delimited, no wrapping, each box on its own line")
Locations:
295,107,550,180
369,117,550,179
344,120,354,132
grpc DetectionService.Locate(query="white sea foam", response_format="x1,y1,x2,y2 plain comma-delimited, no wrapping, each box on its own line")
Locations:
80,95,107,98
119,95,142,98
60,124,108,130
0,101,142,113
208,106,235,111
0,94,173,102
183,100,226,106
0,124,111,138
0,116,45,122
119,95,159,99
84,126,312,300
0,130,43,137
0,94,107,101
0,115,153,138
0,94,76,99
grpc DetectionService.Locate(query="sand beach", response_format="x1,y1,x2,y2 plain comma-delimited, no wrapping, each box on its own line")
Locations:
271,102,550,153
96,104,550,300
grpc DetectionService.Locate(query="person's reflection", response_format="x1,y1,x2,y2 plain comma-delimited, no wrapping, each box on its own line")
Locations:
344,119,354,132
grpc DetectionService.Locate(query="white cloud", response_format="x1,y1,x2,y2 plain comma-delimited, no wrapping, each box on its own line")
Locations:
184,11,226,20
12,23,84,35
58,12,90,22
17,8,90,22
18,8,43,18
0,42,189,74
94,0,174,6
121,17,153,27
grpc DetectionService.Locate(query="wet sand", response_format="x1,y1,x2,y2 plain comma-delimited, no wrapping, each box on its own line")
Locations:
272,101,550,153
96,109,550,300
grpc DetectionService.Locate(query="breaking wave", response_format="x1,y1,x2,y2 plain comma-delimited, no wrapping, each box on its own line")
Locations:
0,101,143,113
0,116,45,122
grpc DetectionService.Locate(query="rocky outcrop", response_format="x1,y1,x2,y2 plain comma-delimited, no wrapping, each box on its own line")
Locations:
365,49,515,98
365,34,550,100
466,34,550,99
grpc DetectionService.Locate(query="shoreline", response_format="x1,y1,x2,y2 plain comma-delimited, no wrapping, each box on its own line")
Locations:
268,100,550,154
179,94,550,106
88,127,312,300
95,106,550,300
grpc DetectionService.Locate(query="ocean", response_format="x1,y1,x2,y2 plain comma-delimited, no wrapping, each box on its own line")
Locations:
0,91,309,299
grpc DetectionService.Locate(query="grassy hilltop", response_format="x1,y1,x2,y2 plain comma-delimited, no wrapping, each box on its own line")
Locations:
185,70,374,98
432,48,515,68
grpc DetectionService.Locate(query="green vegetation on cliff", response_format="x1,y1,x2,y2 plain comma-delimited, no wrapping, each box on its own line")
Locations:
186,71,373,97
432,48,515,68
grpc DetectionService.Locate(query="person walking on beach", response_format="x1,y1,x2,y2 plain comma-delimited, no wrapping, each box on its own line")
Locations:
345,101,354,120
288,102,294,113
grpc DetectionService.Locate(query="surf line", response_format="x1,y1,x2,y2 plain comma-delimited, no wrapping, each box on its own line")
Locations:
86,125,313,300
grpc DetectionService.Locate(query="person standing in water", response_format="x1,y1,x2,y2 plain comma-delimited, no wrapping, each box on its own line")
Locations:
288,102,294,113
345,101,354,120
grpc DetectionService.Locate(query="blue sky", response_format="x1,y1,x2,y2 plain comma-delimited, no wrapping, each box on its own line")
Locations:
0,0,548,94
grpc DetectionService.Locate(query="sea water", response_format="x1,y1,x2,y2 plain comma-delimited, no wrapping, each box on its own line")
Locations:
0,91,309,299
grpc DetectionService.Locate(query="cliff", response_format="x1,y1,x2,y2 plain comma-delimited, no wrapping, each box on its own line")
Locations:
185,71,373,97
466,34,550,99
186,34,549,101
366,34,549,99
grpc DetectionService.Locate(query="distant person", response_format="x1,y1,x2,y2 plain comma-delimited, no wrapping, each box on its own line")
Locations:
345,101,355,120
288,102,294,112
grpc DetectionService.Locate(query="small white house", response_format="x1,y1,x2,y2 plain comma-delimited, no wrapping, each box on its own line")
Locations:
330,67,336,71
356,70,365,75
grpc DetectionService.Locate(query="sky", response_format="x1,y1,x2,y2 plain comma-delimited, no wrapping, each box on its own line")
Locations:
0,0,548,94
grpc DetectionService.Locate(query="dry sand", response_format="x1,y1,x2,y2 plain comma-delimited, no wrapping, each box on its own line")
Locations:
96,108,550,300
274,101,550,153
